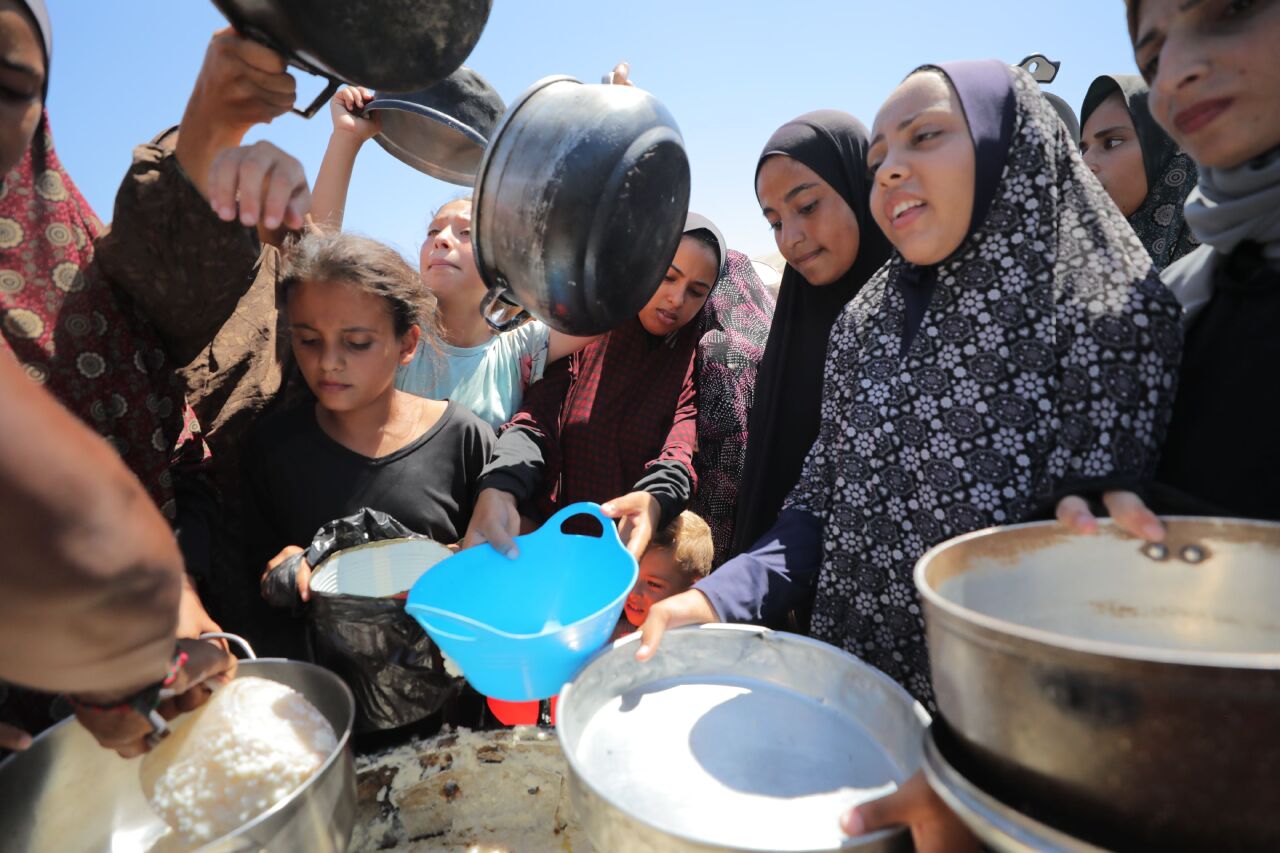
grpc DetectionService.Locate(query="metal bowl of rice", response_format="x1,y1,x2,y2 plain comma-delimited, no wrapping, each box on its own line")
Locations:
0,657,356,853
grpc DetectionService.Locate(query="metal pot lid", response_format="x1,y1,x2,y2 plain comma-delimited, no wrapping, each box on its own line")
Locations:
365,67,505,185
921,724,1104,853
558,625,927,852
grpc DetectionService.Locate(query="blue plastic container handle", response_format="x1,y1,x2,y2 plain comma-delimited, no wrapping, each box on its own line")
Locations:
407,502,634,638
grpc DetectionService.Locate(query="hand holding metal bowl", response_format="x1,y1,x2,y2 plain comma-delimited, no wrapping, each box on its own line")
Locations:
210,0,493,117
472,76,692,336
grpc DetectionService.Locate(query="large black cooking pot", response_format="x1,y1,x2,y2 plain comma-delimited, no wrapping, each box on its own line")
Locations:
211,0,493,117
916,518,1280,851
472,76,691,336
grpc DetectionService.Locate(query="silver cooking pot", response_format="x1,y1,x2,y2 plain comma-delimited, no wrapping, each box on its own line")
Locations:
915,517,1280,850
0,653,356,852
211,0,492,117
473,76,691,336
558,626,926,853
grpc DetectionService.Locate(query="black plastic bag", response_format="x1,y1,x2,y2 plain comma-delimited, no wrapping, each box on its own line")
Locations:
261,508,461,732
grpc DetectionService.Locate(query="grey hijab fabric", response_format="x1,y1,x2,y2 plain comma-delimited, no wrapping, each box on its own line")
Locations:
1163,146,1280,321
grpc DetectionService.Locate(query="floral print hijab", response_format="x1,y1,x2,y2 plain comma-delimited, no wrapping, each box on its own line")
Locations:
784,62,1183,706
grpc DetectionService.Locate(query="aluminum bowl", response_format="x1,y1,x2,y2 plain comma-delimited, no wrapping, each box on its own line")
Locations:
916,517,1280,850
558,625,927,853
0,658,356,852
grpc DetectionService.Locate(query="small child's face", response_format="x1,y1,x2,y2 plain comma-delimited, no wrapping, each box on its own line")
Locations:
624,547,695,627
288,279,418,413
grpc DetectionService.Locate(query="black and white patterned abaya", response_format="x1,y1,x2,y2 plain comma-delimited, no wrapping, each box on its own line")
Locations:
784,63,1183,706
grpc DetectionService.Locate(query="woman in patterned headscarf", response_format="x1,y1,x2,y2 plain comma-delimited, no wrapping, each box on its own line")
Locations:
638,58,1183,851
639,61,1182,706
690,249,774,568
1080,74,1199,270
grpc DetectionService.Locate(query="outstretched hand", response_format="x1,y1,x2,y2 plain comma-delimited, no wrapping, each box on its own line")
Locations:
634,588,719,661
462,489,523,559
71,638,238,758
1055,490,1165,541
330,85,381,142
206,140,311,232
604,61,637,87
601,491,660,560
841,772,979,853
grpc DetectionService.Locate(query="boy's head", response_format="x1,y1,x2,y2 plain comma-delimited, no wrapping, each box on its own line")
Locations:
624,511,713,627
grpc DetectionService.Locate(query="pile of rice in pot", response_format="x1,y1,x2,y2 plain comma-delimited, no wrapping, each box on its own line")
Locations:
146,677,338,842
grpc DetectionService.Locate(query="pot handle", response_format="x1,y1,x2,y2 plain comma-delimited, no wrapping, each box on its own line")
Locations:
539,502,628,552
198,631,257,660
1017,53,1061,84
294,78,341,119
480,281,532,333
227,24,341,120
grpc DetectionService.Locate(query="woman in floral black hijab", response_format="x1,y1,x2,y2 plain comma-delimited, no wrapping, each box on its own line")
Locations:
1081,74,1199,270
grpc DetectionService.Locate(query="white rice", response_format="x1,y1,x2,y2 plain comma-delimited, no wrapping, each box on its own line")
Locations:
147,676,338,843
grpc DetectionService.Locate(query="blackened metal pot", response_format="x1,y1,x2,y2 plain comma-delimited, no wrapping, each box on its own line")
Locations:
472,75,691,336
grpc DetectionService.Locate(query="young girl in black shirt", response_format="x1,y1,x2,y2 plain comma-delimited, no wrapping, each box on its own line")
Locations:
245,230,493,619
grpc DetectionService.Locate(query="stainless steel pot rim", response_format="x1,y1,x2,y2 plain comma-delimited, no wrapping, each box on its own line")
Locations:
914,517,1280,671
365,97,488,184
364,98,488,148
471,74,579,292
558,624,929,853
921,724,1104,853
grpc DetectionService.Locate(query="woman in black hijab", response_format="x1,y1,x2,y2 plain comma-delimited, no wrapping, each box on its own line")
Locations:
1080,74,1199,270
731,111,892,558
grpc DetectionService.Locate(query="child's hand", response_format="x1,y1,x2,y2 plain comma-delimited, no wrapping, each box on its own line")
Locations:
841,771,979,853
601,491,660,560
463,489,522,558
330,86,381,142
602,60,637,87
263,545,313,602
635,589,718,661
207,140,311,231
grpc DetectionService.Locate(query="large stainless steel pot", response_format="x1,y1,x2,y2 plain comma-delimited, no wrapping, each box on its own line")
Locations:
558,626,927,853
211,0,492,117
473,75,691,336
0,657,357,852
915,517,1280,850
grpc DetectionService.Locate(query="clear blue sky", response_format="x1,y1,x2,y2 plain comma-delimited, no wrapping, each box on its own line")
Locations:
46,1,1139,261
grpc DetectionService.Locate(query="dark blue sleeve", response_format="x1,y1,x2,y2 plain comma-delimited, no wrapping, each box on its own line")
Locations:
694,508,824,623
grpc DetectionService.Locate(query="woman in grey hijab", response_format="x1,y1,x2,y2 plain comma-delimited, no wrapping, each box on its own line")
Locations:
1058,0,1280,533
